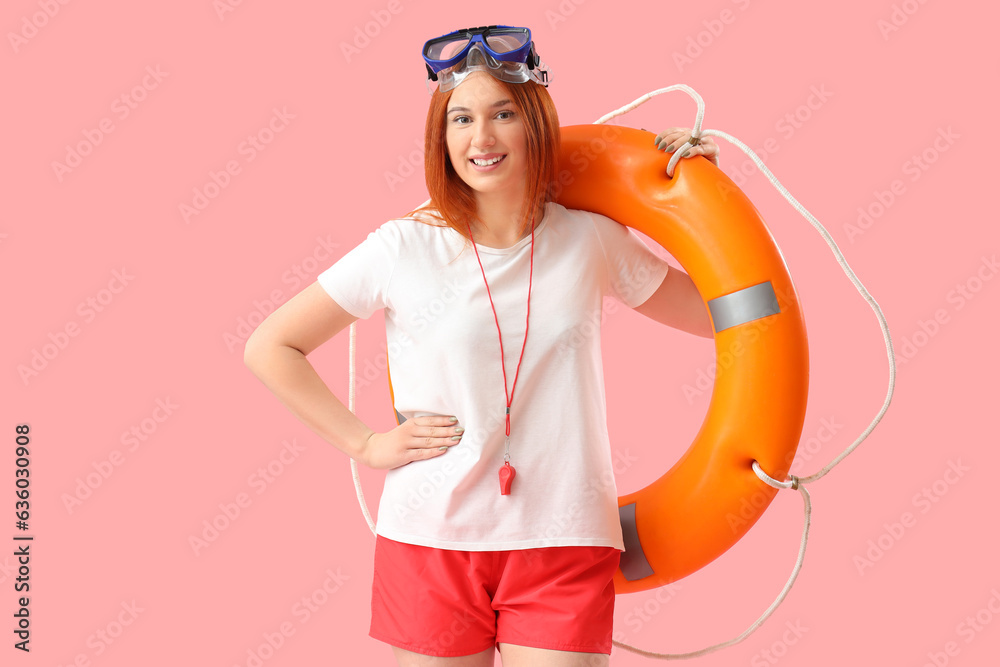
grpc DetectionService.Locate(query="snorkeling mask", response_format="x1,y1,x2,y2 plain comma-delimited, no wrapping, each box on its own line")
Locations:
422,25,550,93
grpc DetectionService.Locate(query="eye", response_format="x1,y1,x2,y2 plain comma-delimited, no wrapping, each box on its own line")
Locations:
451,115,471,125
497,109,515,120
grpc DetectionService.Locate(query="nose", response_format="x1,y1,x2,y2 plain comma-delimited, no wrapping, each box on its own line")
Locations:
472,118,495,151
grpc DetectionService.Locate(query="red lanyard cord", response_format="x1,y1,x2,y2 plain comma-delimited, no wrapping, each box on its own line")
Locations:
467,214,535,438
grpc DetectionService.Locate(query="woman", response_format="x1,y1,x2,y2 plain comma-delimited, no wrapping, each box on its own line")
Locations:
244,25,718,667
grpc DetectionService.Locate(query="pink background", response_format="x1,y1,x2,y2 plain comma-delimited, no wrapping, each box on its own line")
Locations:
4,0,997,665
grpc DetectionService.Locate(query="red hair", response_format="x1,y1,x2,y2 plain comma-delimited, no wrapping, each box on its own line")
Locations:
405,77,561,246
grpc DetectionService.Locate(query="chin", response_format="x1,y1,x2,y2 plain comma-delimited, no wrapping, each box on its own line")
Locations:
459,167,523,194
466,179,518,196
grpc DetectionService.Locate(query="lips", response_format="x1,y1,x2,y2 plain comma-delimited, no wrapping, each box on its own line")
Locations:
469,154,506,169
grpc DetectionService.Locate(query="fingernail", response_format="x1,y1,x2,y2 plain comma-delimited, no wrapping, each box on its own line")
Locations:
449,416,458,422
451,435,462,441
681,149,691,157
438,446,449,451
665,144,675,153
454,427,465,434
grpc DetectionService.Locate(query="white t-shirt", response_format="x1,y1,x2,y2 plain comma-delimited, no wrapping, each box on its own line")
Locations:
317,201,669,551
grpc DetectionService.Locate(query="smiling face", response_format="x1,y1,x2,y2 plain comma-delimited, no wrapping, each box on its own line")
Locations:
444,72,529,203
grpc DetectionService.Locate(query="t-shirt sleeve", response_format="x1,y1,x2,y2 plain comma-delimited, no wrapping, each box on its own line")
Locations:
590,212,670,308
316,221,400,319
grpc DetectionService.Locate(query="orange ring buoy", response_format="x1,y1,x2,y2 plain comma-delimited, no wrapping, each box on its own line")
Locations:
381,123,808,595
553,124,809,594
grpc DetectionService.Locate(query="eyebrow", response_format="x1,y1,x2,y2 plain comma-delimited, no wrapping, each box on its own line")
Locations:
447,99,514,114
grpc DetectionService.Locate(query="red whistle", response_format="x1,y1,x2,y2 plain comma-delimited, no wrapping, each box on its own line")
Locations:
499,462,516,495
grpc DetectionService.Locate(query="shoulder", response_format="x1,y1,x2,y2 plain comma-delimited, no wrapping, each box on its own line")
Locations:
551,203,623,238
551,202,617,225
398,205,452,236
365,204,453,248
542,202,599,230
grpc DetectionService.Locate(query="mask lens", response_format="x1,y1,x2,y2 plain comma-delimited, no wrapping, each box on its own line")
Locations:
485,30,529,55
427,35,471,61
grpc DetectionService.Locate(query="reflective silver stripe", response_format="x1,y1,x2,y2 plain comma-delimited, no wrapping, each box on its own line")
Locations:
619,503,654,581
708,281,780,333
395,409,407,424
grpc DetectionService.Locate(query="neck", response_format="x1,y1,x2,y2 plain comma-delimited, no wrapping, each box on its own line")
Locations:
469,190,543,248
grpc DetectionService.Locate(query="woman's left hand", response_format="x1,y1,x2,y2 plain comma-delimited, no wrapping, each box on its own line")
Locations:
653,127,720,167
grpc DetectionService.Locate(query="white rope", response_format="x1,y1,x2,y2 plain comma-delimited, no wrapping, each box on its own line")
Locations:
348,320,377,535
594,85,896,485
694,129,896,485
343,84,895,659
613,467,812,660
593,83,707,139
592,86,895,658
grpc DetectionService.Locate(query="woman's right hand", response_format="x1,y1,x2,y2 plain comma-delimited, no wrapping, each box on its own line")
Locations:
653,127,720,167
359,415,464,470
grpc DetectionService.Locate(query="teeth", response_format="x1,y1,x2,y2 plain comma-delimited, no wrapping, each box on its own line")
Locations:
472,155,504,166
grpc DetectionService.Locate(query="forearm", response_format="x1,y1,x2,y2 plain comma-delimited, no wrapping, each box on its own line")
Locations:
244,341,374,461
633,266,715,338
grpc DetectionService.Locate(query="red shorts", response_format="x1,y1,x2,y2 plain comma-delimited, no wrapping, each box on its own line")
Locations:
370,535,621,657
